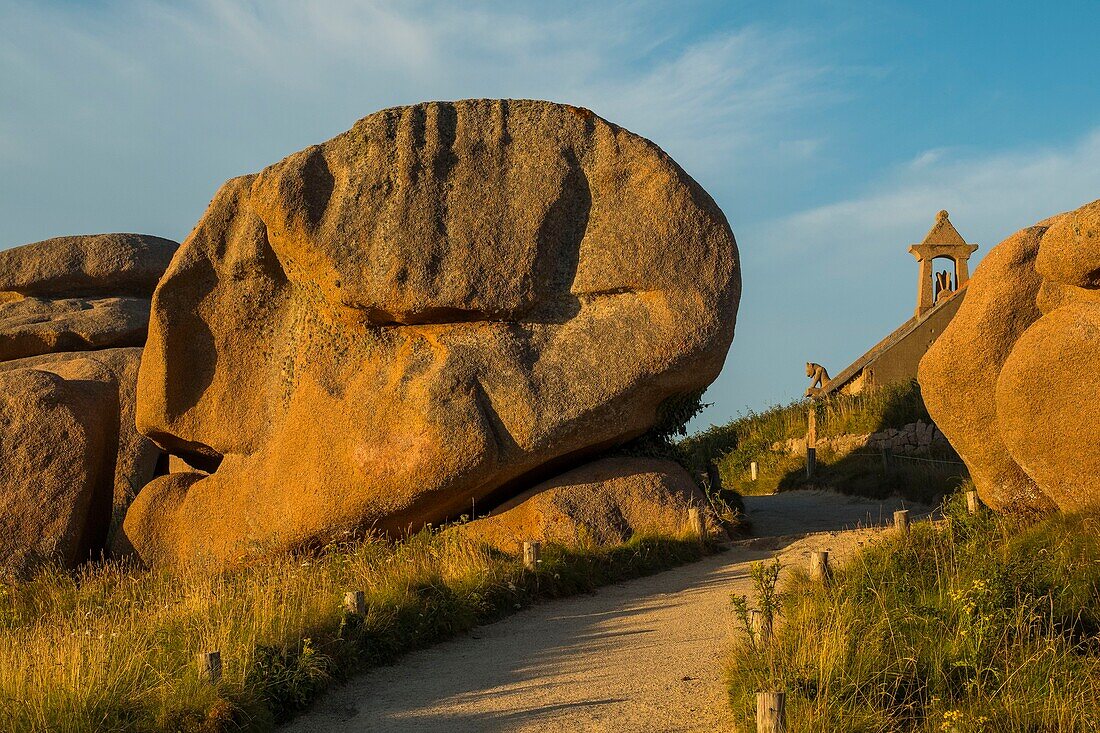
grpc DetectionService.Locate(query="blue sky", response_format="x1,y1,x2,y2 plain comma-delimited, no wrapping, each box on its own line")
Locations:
2,0,1099,430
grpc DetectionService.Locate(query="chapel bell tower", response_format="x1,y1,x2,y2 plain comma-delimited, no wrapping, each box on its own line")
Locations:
908,210,978,318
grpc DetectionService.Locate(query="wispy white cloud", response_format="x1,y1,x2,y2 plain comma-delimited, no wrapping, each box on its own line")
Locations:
0,0,837,246
764,128,1100,272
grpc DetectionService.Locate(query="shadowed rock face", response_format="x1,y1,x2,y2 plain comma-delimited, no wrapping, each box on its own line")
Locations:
919,198,1100,514
451,457,716,552
126,99,740,568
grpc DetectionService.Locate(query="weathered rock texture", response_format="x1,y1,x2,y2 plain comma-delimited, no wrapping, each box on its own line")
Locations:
919,199,1100,513
453,457,716,551
126,99,740,568
0,233,176,574
0,356,118,576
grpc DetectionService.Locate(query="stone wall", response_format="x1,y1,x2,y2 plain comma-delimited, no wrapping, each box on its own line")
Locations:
771,420,948,458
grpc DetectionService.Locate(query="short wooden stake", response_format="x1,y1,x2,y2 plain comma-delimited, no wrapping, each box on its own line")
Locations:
197,650,222,684
343,590,366,615
894,509,910,534
523,541,541,570
806,446,816,479
688,507,705,537
966,490,980,515
756,691,786,733
810,550,830,583
750,461,758,481
749,609,772,641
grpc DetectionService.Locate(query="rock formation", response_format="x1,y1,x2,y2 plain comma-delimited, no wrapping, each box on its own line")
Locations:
919,199,1100,514
124,99,740,568
0,234,176,575
453,457,717,551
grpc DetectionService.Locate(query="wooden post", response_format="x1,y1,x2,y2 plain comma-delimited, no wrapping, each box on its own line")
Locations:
756,691,786,733
894,509,910,534
344,590,366,615
197,651,222,684
966,490,980,515
810,550,830,583
706,462,724,493
523,541,541,570
688,507,705,537
749,609,772,641
881,447,890,473
806,406,817,479
750,461,758,481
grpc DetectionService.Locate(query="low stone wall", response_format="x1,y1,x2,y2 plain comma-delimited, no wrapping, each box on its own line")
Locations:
771,420,949,458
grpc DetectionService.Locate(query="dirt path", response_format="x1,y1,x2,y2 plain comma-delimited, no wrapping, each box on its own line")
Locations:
282,491,929,733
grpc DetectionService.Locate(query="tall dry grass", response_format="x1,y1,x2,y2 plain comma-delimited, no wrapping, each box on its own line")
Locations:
726,489,1100,731
0,527,709,732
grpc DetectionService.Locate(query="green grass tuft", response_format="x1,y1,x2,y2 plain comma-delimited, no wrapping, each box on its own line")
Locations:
726,486,1100,731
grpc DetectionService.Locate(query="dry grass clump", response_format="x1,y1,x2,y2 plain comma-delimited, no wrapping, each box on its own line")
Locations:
727,488,1100,731
0,527,710,732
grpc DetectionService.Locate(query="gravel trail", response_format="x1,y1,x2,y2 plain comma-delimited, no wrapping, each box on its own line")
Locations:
282,491,928,732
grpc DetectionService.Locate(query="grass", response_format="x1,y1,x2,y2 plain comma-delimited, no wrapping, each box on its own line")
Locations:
726,487,1100,732
680,381,965,502
0,526,714,732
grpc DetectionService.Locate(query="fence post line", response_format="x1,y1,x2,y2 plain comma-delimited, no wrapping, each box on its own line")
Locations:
197,650,222,683
750,461,758,481
894,509,910,534
756,691,787,733
966,490,980,515
749,608,773,642
806,407,817,479
810,550,830,583
523,541,541,570
344,590,366,615
688,507,705,537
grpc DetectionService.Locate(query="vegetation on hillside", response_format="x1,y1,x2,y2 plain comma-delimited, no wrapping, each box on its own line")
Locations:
0,527,713,732
680,381,967,502
726,488,1100,731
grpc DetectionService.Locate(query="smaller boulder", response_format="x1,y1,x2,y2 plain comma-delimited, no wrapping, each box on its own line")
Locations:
0,233,177,297
0,296,150,361
0,360,117,576
454,457,716,553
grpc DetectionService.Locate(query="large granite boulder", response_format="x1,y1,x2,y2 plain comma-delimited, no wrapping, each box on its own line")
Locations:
917,223,1055,513
0,234,176,574
919,199,1100,514
453,457,717,552
125,99,740,568
995,200,1100,513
